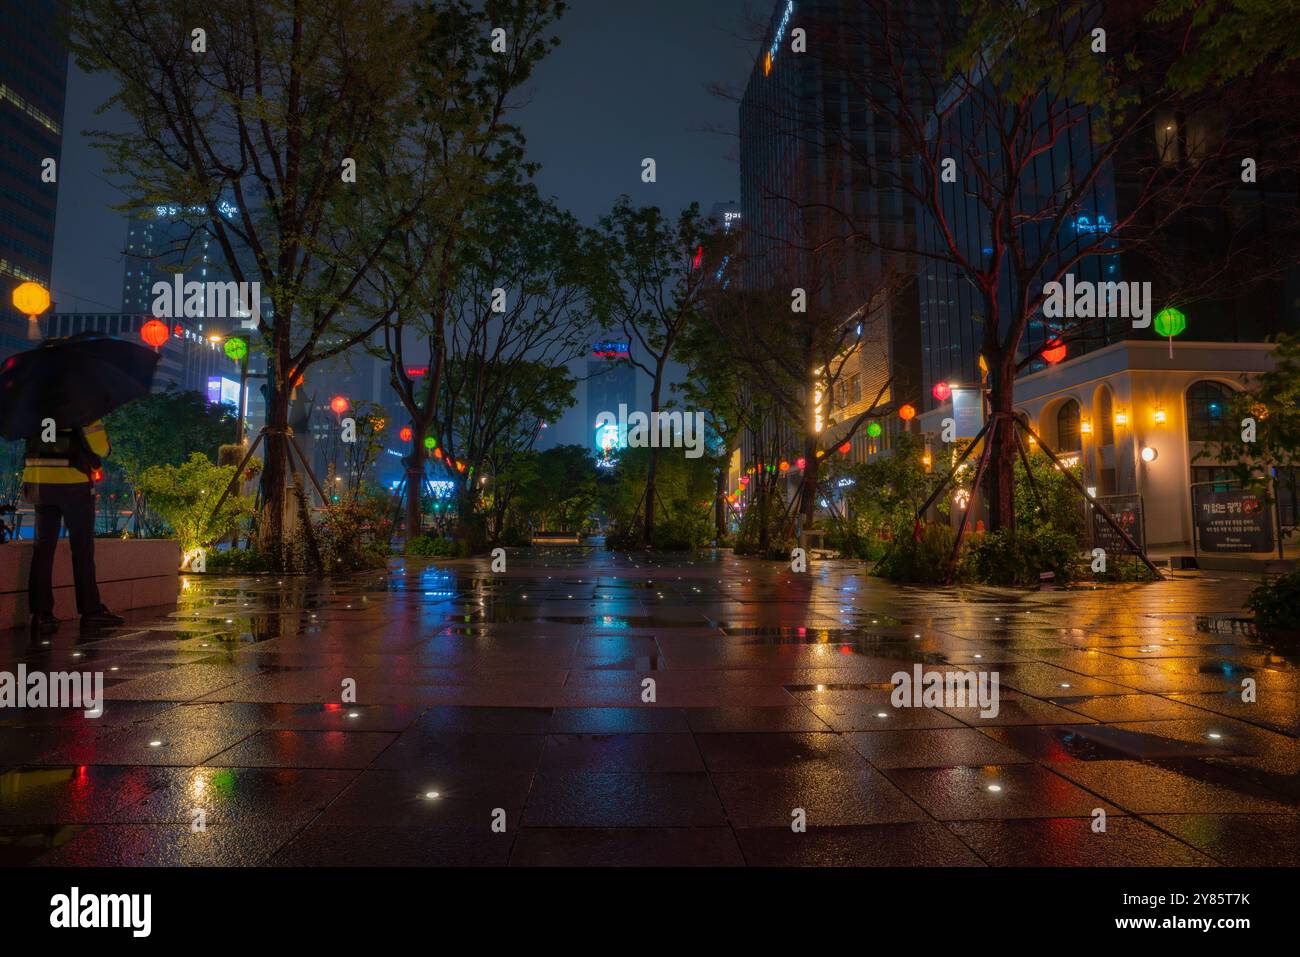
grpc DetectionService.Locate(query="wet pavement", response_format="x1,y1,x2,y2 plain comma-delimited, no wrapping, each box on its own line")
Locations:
1,547,1296,866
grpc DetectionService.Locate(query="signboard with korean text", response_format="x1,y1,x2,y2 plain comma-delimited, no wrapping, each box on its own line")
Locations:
950,387,984,439
1195,488,1275,553
1091,494,1144,552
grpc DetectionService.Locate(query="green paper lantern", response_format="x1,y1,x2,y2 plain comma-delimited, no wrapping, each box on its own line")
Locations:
423,435,437,450
223,337,248,361
866,421,882,438
1153,307,1186,339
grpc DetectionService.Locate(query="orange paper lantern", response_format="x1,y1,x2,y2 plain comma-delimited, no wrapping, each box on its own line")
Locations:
898,403,916,422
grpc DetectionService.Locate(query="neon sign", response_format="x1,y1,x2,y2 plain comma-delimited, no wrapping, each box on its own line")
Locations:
592,341,629,359
1073,214,1111,234
765,1,794,76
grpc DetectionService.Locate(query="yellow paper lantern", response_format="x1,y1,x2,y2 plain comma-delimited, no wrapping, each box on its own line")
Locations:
12,281,50,317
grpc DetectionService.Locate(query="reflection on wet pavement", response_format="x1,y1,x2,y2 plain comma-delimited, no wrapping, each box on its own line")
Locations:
0,547,1296,866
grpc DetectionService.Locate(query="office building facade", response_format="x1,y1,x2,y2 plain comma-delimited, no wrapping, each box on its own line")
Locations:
0,0,68,360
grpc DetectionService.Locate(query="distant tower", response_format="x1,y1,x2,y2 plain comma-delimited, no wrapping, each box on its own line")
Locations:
587,340,636,466
0,0,68,361
121,200,241,316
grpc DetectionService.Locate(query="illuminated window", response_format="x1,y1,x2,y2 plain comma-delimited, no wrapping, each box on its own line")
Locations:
1186,381,1235,442
1096,389,1114,445
1057,399,1081,452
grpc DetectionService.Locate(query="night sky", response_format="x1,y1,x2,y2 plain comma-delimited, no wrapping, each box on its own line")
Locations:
50,0,763,447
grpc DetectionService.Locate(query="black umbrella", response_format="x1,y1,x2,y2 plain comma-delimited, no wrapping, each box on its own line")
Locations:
0,332,160,440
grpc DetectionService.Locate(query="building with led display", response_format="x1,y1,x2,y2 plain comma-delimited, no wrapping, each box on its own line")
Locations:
586,341,636,466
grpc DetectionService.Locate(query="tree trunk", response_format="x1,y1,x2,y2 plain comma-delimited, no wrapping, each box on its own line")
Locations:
642,367,666,548
800,435,818,534
986,358,1017,533
405,424,427,543
257,385,292,566
714,458,726,542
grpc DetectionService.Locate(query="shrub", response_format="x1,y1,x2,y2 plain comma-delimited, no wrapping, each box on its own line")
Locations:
203,547,270,573
651,502,712,551
315,495,394,571
960,526,1079,586
873,522,957,584
136,453,254,566
406,534,471,558
1245,568,1300,631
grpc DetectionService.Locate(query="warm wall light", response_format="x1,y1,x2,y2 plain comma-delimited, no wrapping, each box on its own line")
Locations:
1080,419,1093,435
1114,411,1129,427
1141,446,1158,462
1153,408,1167,424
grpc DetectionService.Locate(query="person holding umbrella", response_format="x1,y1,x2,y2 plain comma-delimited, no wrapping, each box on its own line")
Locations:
22,418,124,632
0,330,160,633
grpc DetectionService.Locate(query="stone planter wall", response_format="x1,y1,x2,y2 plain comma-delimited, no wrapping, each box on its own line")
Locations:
0,538,180,629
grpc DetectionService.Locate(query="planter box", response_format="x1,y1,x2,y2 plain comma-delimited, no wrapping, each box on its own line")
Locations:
0,538,180,630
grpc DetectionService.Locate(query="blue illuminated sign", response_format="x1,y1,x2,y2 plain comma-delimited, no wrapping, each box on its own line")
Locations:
1073,214,1111,234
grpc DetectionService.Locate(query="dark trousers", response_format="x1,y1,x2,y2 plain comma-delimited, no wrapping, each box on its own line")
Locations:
25,483,102,617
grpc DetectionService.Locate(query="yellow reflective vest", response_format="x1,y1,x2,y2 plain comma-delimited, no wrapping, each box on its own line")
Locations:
22,420,111,485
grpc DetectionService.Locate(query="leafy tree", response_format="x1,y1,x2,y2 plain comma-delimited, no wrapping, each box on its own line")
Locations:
103,388,235,535
1198,333,1300,521
364,2,570,541
507,444,598,535
104,389,235,486
601,445,716,551
69,0,506,566
591,199,719,547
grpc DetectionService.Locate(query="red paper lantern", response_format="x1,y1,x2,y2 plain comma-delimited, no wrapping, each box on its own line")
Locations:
330,395,350,415
399,427,413,442
692,245,703,270
140,318,169,348
839,442,851,455
1043,338,1066,364
795,457,806,470
899,403,916,422
932,381,951,402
